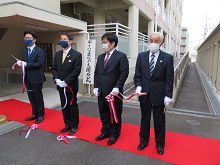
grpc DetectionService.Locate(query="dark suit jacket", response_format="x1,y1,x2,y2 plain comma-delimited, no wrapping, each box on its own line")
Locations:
52,48,82,93
21,46,46,84
94,50,129,97
134,50,174,106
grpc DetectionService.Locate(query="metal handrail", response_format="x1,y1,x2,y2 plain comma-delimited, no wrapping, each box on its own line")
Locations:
173,52,189,88
138,32,148,43
172,52,189,107
88,23,131,39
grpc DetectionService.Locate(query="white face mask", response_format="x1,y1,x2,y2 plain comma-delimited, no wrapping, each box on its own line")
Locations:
149,43,160,53
102,43,109,53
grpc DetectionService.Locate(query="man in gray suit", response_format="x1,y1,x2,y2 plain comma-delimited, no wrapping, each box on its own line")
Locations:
134,32,174,155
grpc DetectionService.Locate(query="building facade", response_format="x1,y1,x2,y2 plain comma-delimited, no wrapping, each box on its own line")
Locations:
180,27,189,57
0,0,184,93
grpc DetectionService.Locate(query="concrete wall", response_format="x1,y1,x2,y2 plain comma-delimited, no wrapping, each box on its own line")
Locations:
0,0,61,14
0,28,25,69
197,24,220,94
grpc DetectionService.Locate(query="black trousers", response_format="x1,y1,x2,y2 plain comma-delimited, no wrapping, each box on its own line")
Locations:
139,94,165,148
98,95,123,138
26,80,45,117
59,91,79,129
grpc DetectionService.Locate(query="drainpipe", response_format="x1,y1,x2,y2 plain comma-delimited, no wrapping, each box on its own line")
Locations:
73,3,80,19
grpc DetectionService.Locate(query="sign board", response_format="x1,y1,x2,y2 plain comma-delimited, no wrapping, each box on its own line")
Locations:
83,40,96,84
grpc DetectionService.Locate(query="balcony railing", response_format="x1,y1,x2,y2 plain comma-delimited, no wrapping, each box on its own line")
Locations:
87,23,131,57
138,32,148,53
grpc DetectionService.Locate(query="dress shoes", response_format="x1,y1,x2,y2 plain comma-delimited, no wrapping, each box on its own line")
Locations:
60,126,71,133
157,147,164,155
25,115,37,121
68,128,78,135
95,133,109,141
137,144,147,150
107,137,118,145
35,116,44,124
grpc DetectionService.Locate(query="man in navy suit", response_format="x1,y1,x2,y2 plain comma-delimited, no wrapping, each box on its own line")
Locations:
93,33,129,145
52,32,82,135
16,30,46,124
134,32,174,155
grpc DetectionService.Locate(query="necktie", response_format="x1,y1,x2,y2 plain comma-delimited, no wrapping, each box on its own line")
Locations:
149,54,155,75
28,48,31,58
104,53,110,68
62,51,67,64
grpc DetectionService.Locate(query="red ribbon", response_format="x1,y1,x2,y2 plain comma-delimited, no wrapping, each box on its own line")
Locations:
12,62,29,94
57,135,70,144
105,94,119,123
105,92,147,124
114,92,147,101
19,127,29,136
66,86,74,105
61,86,74,109
19,124,39,138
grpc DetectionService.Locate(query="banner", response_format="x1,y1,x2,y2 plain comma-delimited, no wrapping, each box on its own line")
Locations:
83,40,96,84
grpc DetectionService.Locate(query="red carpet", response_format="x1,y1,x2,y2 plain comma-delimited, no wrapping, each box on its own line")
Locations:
1,99,220,165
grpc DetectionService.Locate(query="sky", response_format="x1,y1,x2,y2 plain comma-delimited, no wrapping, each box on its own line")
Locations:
182,0,220,47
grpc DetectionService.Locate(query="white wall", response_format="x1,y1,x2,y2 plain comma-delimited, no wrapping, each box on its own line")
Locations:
0,0,61,13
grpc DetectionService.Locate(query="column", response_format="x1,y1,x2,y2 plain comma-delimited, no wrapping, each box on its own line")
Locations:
164,33,169,53
128,5,139,59
148,21,154,36
94,9,105,24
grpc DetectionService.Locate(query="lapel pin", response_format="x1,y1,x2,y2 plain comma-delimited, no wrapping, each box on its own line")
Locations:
160,60,162,63
68,60,72,62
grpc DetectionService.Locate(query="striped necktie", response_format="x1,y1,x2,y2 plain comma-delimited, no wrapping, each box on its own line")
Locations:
149,54,155,75
104,53,110,68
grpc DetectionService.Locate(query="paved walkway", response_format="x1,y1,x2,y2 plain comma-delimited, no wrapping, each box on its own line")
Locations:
174,62,209,112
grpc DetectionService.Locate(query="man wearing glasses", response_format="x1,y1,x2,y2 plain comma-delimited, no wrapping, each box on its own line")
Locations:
16,30,46,124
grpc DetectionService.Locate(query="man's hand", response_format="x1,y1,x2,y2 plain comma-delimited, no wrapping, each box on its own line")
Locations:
93,88,99,96
164,96,172,106
57,80,67,88
135,86,142,94
60,81,67,88
16,60,27,67
111,87,119,95
55,79,62,84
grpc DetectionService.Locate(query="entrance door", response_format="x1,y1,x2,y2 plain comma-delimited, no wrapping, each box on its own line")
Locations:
37,43,53,72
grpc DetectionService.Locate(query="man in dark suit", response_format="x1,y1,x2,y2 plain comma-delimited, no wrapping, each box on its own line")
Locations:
134,32,174,155
93,33,129,145
52,32,82,135
16,30,46,124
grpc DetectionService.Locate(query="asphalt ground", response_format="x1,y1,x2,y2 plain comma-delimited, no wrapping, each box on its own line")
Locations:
1,61,220,165
1,99,220,165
